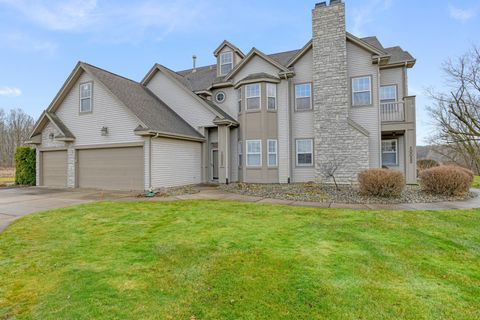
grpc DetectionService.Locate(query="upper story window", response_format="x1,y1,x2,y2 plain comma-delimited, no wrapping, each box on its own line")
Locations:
246,140,262,167
380,85,397,104
237,88,242,113
296,139,313,166
382,139,398,166
246,83,261,111
215,91,226,103
267,83,277,111
352,76,372,106
295,83,312,111
219,51,233,76
79,82,92,113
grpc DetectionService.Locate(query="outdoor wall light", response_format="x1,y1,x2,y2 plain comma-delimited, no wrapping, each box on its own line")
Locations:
101,126,109,136
49,133,54,140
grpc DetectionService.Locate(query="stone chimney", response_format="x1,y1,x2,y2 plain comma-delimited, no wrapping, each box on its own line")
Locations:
312,0,369,183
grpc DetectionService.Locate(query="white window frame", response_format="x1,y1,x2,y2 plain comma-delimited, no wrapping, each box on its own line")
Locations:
219,51,233,76
267,139,278,167
246,139,262,167
245,83,261,111
267,83,277,111
380,85,397,103
351,76,372,106
296,139,313,167
238,141,243,167
382,139,398,166
294,83,312,111
79,82,92,113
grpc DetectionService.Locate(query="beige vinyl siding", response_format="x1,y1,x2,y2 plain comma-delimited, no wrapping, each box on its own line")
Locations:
41,150,67,187
277,79,290,183
146,71,216,131
380,68,404,100
212,87,237,119
233,55,280,83
55,71,144,146
347,41,381,168
230,127,239,182
151,137,202,188
290,49,315,182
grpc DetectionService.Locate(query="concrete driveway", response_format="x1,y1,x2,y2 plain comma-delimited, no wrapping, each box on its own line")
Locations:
0,187,136,232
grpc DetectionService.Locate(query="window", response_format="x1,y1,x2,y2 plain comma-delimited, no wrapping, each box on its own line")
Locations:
237,88,242,113
295,83,311,111
382,139,398,166
79,82,92,113
267,83,277,110
380,85,397,103
246,84,261,111
219,51,233,75
352,76,372,106
267,139,278,167
238,141,243,167
246,140,262,167
296,139,313,166
215,91,226,103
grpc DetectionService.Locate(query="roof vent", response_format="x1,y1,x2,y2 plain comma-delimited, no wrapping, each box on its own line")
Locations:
315,2,327,7
192,55,197,73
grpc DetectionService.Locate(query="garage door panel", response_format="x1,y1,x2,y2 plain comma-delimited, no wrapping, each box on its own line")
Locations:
78,147,143,191
42,151,67,187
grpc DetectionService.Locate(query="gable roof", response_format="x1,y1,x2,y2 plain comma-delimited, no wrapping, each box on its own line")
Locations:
213,40,245,58
29,111,75,140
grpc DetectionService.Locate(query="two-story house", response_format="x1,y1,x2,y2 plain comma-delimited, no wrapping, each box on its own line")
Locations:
28,0,416,191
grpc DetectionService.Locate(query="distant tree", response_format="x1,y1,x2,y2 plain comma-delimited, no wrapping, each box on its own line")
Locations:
427,46,480,174
0,108,34,167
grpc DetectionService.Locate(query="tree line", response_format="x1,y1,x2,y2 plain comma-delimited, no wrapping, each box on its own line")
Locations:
0,108,34,167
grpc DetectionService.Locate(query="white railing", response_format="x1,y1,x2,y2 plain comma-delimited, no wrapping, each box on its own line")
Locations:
381,102,404,122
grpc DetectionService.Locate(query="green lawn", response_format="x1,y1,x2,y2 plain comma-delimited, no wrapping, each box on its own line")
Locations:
473,176,480,188
0,201,479,319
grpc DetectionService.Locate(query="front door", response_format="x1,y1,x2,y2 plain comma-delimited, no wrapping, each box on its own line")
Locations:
212,149,219,180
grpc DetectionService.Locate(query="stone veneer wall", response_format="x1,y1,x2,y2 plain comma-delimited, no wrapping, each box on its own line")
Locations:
311,1,369,184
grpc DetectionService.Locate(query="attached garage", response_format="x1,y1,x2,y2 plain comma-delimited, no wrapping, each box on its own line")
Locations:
77,146,144,191
41,150,68,187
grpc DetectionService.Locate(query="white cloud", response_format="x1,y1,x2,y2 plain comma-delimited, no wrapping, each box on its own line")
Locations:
0,87,22,97
449,5,477,22
351,0,393,36
0,31,57,55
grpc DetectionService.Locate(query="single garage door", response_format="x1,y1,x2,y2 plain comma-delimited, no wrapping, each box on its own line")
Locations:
42,150,67,187
78,146,143,191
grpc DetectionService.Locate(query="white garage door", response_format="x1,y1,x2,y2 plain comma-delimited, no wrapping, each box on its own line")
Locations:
42,150,67,187
78,146,144,191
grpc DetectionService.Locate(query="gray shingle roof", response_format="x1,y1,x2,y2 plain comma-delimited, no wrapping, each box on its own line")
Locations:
47,112,75,139
360,36,415,64
82,63,203,139
239,72,280,82
201,98,237,123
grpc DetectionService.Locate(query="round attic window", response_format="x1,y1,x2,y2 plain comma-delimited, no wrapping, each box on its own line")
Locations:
215,91,226,103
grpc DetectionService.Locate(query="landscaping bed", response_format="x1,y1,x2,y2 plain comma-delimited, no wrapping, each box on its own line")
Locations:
220,182,476,204
139,184,200,198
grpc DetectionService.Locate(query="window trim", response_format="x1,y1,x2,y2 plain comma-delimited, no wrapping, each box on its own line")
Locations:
351,75,372,107
380,84,398,104
246,139,262,167
245,83,261,111
219,51,233,76
267,139,278,167
215,91,226,104
294,82,312,111
381,139,398,166
79,81,93,114
295,138,314,167
267,83,277,111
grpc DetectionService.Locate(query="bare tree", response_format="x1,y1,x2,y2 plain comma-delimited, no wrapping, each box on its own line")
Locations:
0,108,34,167
320,152,346,190
427,46,480,174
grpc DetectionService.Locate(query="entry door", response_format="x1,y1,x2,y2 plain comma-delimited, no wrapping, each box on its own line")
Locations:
212,149,219,180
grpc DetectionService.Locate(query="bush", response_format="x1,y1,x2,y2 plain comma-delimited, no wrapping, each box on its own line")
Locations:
15,146,36,185
419,165,473,196
417,159,439,171
358,169,405,197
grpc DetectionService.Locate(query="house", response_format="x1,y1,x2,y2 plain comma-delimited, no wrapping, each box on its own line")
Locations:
28,0,417,191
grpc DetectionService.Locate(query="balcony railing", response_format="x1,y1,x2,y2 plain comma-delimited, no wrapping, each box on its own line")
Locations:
381,102,404,122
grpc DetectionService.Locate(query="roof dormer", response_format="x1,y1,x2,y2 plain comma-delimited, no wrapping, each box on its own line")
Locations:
214,40,245,77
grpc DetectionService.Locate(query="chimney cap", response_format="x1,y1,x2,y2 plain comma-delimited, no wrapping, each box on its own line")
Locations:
315,2,327,7
330,0,342,4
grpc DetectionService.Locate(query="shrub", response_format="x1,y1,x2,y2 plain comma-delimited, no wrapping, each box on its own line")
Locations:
417,159,439,171
358,169,405,197
14,146,36,185
419,165,473,196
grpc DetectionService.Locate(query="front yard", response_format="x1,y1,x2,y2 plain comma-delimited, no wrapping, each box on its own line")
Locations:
0,201,479,319
473,176,480,188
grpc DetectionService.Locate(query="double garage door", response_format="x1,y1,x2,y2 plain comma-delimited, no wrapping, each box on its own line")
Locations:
41,146,143,191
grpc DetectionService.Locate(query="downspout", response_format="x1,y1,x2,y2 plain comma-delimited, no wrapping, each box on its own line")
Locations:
377,57,382,168
288,76,293,183
149,136,152,189
225,123,233,184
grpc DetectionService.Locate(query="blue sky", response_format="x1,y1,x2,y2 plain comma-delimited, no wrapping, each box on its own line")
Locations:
0,0,479,145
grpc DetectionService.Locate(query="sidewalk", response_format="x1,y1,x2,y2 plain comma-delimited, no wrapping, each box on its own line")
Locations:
119,187,480,211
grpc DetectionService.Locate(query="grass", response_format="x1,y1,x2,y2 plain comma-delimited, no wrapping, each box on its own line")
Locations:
473,176,480,188
0,201,479,319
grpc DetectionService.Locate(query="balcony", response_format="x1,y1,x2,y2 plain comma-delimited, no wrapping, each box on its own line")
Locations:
381,96,416,131
381,102,404,122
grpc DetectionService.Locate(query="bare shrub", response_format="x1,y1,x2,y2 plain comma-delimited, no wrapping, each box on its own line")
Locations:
417,159,439,171
358,169,406,197
419,165,473,196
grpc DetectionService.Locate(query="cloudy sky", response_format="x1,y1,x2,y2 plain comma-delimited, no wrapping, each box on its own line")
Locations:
0,0,479,144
